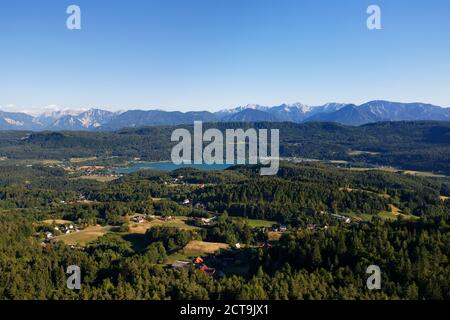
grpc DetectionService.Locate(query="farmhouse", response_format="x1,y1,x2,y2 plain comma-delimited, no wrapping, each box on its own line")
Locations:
131,215,146,223
194,257,204,264
199,264,216,277
330,213,352,224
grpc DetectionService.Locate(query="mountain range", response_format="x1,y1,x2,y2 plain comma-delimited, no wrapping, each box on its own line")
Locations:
1,100,449,131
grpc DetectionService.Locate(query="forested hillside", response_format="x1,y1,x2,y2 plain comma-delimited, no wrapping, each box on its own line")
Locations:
0,162,448,300
1,121,449,174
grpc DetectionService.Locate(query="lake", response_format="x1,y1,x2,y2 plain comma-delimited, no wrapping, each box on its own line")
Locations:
114,161,232,174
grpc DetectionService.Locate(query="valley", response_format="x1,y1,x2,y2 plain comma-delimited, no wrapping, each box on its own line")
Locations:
0,121,449,300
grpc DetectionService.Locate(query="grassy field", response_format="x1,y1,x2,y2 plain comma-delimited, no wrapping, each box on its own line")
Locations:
347,150,380,156
340,187,390,199
246,219,276,228
70,157,98,163
231,217,276,228
346,210,419,222
42,219,73,225
349,166,399,173
183,240,229,255
345,212,375,222
166,240,229,264
348,166,447,178
378,211,420,221
401,170,447,178
127,216,199,234
55,225,111,246
5,159,63,166
328,160,349,164
79,175,118,182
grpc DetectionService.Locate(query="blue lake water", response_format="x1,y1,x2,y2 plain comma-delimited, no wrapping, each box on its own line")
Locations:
115,162,232,174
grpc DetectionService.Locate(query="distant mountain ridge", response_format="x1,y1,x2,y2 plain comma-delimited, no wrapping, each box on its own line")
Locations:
1,100,449,131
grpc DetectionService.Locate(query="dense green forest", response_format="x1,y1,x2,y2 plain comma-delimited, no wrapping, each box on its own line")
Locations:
0,159,448,300
1,121,450,174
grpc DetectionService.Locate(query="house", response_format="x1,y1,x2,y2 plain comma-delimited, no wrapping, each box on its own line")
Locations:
45,232,53,240
279,225,287,232
160,216,173,222
194,257,204,265
199,264,216,277
235,243,241,249
182,199,191,205
132,215,146,223
330,213,352,224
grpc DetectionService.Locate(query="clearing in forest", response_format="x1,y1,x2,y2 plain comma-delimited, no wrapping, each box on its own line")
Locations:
55,225,111,246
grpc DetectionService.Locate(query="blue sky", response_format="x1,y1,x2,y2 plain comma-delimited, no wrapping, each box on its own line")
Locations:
1,0,449,112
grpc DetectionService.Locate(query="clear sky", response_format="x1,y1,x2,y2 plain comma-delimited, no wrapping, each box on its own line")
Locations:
1,0,449,112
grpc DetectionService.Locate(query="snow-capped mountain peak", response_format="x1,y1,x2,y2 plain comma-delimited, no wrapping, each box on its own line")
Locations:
1,100,450,131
